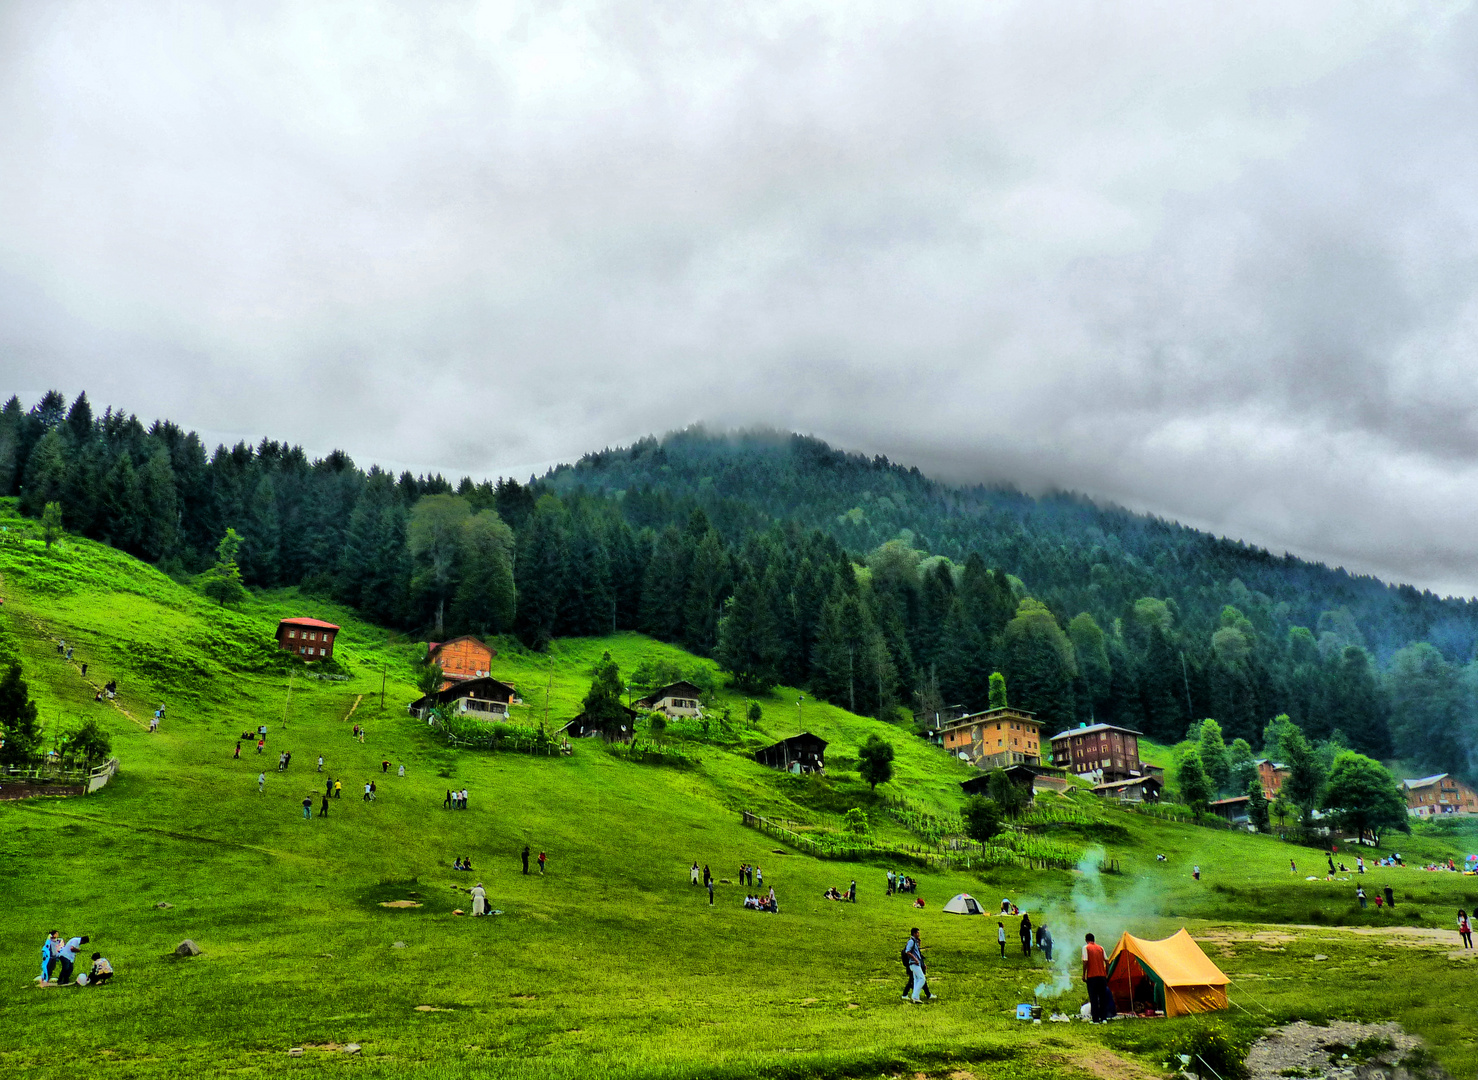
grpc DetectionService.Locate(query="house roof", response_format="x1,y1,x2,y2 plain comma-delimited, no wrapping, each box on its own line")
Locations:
939,706,1038,732
1209,795,1251,807
411,676,520,710
426,635,494,658
1092,776,1162,792
1402,774,1451,790
1050,722,1142,742
277,617,340,631
758,732,828,753
635,681,703,704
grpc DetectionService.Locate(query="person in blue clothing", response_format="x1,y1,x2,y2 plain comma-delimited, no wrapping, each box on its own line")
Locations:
53,934,89,984
901,927,933,1002
36,931,60,983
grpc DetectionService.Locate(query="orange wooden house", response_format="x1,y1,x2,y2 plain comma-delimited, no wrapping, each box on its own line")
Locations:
426,636,496,687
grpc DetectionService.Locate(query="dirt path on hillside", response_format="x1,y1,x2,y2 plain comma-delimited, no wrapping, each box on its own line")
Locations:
3,600,147,731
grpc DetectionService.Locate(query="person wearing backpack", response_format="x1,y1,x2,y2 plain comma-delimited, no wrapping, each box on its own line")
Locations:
901,927,933,1002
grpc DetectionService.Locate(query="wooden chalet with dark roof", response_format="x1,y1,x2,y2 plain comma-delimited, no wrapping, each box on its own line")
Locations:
559,706,640,744
755,732,826,775
409,676,522,720
634,681,704,717
276,618,340,661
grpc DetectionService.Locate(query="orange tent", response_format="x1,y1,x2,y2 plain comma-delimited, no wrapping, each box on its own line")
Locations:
1105,929,1228,1017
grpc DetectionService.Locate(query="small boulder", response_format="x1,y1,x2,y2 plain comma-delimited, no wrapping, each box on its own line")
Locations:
392,941,407,949
1313,954,1329,962
174,939,202,957
154,902,174,909
344,1044,361,1054
287,1048,303,1057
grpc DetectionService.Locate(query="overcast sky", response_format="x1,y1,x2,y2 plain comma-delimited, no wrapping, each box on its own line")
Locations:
4,2,1478,594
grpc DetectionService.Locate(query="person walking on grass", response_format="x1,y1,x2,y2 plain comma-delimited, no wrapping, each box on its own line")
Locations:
1459,910,1473,949
319,794,329,818
444,790,453,809
707,875,715,906
1020,913,1033,957
1357,885,1366,908
1192,865,1201,882
997,922,1006,959
1083,933,1109,1022
901,927,926,1002
522,845,531,875
302,797,312,820
691,862,701,885
257,739,265,755
363,781,372,802
258,772,266,793
317,755,324,772
233,742,241,760
538,851,547,875
333,780,341,799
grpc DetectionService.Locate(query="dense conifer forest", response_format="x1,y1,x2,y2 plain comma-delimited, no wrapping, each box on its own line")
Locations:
4,392,1476,779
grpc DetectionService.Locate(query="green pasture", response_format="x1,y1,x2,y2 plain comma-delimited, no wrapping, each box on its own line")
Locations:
1,528,1477,1078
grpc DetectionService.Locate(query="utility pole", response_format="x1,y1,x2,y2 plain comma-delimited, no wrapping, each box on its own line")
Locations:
797,694,804,735
1179,651,1193,720
379,662,387,712
282,670,293,729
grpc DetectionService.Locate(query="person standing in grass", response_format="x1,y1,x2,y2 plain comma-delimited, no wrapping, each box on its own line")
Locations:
444,790,452,809
319,794,329,818
317,755,324,772
54,935,89,985
258,772,266,793
398,764,405,778
363,781,372,802
887,870,895,895
1082,933,1109,1022
1019,913,1032,957
522,846,531,874
691,862,700,885
997,922,1006,958
1356,885,1366,908
257,739,265,754
707,875,715,905
901,927,930,1002
471,883,487,916
538,851,546,875
37,931,59,983
1458,910,1473,948
1192,865,1201,882
233,742,241,760
302,796,312,820
755,866,763,890
333,780,341,798
1039,923,1054,962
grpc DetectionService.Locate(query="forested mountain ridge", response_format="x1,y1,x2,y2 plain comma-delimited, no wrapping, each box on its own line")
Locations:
3,393,1475,780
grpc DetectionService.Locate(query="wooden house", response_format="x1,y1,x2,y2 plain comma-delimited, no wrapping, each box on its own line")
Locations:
276,618,340,661
1254,759,1289,800
1051,723,1144,783
1091,775,1163,803
409,676,522,721
559,706,639,744
936,706,1043,769
1208,795,1252,824
634,681,704,718
1403,774,1478,817
959,763,1070,801
755,732,827,775
425,636,496,685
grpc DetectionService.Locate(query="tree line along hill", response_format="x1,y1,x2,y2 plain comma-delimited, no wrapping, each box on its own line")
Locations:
3,391,1476,782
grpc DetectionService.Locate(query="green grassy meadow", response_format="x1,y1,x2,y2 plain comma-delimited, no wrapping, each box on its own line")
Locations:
3,522,1478,1078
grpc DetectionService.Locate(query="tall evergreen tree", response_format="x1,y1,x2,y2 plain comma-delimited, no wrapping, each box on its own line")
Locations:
513,495,570,648
409,494,472,637
451,510,518,637
715,570,783,692
1001,598,1077,734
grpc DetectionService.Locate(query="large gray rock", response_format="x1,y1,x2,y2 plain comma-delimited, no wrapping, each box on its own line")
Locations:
173,939,202,957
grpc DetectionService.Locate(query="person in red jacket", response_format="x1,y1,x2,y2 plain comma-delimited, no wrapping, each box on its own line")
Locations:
1082,933,1109,1022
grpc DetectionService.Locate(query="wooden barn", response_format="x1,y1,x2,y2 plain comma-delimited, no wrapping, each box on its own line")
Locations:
559,706,639,743
425,636,496,685
634,681,704,717
755,732,827,775
276,618,340,661
959,763,1070,801
409,676,522,720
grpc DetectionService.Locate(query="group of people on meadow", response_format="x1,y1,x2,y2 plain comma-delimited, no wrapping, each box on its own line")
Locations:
743,891,779,912
886,870,917,894
35,932,111,988
443,788,470,809
689,860,776,909
822,881,857,902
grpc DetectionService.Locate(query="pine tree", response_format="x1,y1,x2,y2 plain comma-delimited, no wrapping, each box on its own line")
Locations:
1001,599,1077,734
1068,612,1112,721
813,585,871,714
0,662,42,766
582,652,628,738
1278,725,1327,824
638,527,688,641
513,495,570,648
1196,719,1232,794
1177,749,1212,816
41,502,64,549
451,510,518,636
20,429,67,517
565,512,614,636
137,445,179,561
715,571,783,692
200,528,249,607
409,494,472,636
683,529,730,654
988,671,1008,710
1246,772,1270,832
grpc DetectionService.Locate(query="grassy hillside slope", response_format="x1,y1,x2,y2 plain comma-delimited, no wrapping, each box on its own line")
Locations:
2,524,1478,1079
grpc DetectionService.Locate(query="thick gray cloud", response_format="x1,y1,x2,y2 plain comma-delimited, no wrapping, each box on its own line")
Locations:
4,1,1478,592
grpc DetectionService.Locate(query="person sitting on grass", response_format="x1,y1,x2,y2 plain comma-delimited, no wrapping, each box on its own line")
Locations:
454,858,464,871
86,953,112,986
463,856,474,872
823,887,841,900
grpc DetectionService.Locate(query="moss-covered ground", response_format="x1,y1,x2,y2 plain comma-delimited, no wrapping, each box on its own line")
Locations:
2,519,1476,1078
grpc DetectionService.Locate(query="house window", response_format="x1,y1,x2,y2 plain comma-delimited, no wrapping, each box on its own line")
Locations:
308,647,316,656
288,630,297,639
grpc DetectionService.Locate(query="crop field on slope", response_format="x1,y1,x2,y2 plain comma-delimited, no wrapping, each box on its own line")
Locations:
2,528,1477,1079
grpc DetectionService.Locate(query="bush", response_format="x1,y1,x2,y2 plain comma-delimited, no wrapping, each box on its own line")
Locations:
1176,1020,1251,1080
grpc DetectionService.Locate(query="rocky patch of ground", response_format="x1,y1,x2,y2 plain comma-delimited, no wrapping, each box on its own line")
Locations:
1247,1020,1449,1080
